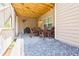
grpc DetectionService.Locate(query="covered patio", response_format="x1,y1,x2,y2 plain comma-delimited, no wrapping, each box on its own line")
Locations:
0,3,79,56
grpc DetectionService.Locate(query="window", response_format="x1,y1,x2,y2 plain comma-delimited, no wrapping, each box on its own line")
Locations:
44,16,52,29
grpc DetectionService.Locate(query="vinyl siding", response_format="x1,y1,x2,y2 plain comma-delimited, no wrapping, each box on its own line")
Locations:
55,3,79,47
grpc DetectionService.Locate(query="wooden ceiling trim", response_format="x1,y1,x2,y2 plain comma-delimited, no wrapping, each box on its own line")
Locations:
42,3,54,8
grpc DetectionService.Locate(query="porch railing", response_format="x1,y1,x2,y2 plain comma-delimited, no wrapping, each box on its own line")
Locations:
0,28,15,55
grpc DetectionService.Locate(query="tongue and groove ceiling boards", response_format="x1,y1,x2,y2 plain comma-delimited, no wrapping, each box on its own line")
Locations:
12,3,54,19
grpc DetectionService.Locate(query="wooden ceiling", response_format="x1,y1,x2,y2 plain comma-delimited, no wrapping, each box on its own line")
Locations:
12,3,54,19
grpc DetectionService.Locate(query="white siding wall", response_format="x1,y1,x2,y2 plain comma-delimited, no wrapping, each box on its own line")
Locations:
55,3,79,47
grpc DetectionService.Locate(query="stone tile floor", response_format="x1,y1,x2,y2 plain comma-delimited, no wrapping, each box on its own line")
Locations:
23,34,79,56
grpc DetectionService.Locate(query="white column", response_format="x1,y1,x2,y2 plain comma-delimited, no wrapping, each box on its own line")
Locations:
15,16,19,36
10,4,16,37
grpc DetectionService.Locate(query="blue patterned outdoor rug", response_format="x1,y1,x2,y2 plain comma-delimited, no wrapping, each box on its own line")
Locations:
23,34,79,56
